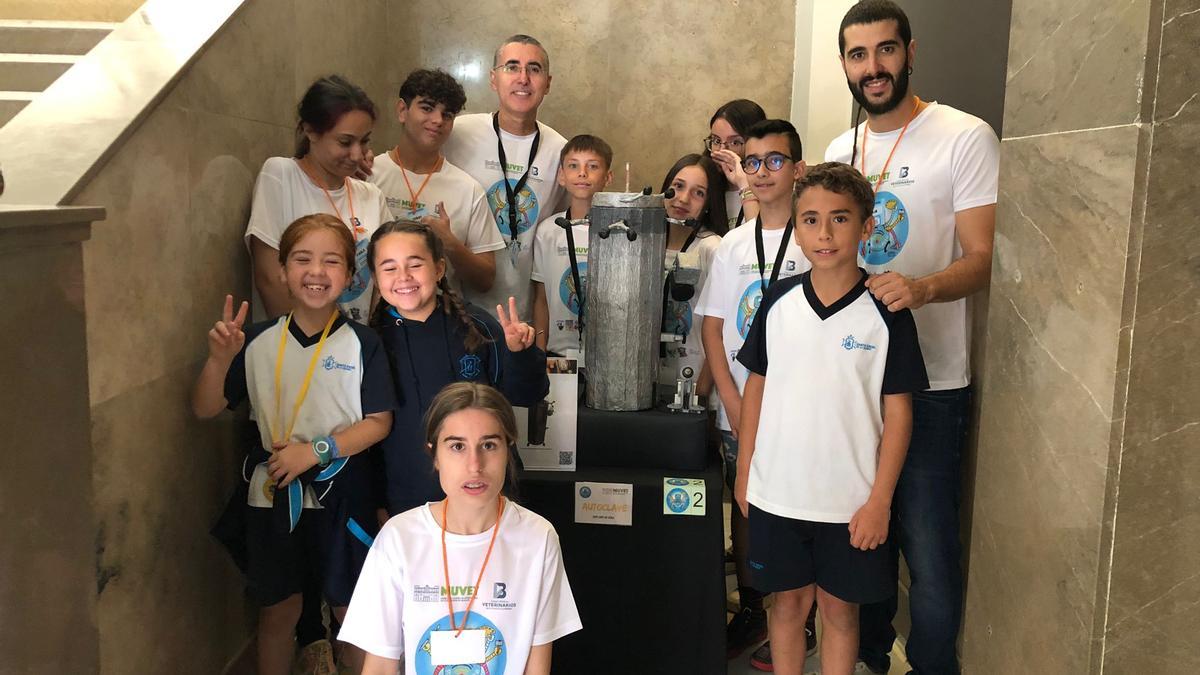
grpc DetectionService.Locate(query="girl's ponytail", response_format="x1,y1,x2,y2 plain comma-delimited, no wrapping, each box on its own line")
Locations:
438,276,489,352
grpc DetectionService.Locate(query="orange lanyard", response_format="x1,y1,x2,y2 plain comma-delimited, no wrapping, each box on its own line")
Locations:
860,96,922,193
297,158,362,237
440,497,505,636
390,148,443,214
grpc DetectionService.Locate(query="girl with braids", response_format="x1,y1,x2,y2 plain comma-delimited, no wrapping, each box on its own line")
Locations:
368,221,549,515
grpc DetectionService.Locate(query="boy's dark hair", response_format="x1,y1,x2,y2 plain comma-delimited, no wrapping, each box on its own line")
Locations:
794,162,875,222
838,0,913,55
559,134,613,170
398,69,466,115
708,99,767,137
494,34,549,71
744,119,804,162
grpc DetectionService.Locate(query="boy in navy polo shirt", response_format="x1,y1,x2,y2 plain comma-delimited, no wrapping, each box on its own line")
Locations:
735,162,927,675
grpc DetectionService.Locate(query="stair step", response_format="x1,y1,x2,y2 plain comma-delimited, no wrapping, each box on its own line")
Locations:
0,20,117,55
0,54,79,91
0,91,36,127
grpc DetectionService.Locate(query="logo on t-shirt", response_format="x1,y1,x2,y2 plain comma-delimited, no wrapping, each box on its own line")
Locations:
860,191,909,265
321,356,356,372
486,178,540,238
459,354,482,379
736,280,766,339
493,583,507,599
557,262,587,315
415,611,506,673
841,335,878,352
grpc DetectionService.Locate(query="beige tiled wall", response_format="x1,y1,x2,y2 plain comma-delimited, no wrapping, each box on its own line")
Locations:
381,0,796,192
963,1,1200,672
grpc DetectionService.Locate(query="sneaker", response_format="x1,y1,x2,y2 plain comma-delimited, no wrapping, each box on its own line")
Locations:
295,639,337,675
726,607,768,659
854,660,888,674
749,641,773,672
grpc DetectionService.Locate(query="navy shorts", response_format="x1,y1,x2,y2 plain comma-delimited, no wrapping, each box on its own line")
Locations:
747,505,895,604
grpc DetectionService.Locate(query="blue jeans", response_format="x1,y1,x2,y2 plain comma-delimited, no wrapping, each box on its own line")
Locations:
859,387,971,675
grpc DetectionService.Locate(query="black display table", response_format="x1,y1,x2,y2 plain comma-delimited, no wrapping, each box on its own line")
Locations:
518,408,725,675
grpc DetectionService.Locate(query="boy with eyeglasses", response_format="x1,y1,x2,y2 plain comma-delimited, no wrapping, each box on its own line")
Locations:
443,34,568,322
695,119,811,670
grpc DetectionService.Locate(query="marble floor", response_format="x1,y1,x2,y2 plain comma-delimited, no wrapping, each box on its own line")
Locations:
722,501,912,675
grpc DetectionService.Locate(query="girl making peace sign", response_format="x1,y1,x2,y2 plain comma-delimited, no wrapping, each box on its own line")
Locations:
193,214,396,675
366,221,549,517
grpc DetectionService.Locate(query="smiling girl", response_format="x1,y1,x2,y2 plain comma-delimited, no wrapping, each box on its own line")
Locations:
366,221,549,517
659,154,727,397
193,214,396,675
245,75,392,325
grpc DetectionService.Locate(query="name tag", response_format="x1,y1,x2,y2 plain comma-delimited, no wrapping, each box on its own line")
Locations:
429,629,487,666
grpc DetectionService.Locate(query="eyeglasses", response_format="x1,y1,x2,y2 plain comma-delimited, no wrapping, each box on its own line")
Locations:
742,152,792,173
704,135,744,152
493,62,546,77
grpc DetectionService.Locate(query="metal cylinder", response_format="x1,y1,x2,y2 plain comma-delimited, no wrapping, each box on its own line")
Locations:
584,191,668,411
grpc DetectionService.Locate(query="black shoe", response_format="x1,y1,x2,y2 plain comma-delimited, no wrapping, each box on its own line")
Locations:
726,607,768,660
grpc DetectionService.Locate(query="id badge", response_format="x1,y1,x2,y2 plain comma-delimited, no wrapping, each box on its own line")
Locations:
429,629,487,666
507,239,522,267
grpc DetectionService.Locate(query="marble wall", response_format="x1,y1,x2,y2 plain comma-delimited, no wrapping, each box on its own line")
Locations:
962,1,1200,672
61,0,402,671
383,0,796,192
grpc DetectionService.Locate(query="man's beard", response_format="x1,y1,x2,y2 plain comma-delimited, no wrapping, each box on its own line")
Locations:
848,58,911,115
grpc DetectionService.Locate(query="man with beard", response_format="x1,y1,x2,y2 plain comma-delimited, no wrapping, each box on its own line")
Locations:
824,2,999,674
443,34,568,321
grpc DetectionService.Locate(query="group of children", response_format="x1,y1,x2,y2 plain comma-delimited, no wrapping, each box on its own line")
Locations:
194,61,928,675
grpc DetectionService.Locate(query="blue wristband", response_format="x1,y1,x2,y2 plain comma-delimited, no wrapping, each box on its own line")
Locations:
312,436,334,467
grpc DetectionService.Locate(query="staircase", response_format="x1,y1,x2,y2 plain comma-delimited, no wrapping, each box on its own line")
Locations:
0,20,117,127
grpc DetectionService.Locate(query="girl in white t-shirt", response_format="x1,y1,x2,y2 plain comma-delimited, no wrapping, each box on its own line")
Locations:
705,99,767,230
342,382,581,675
659,154,726,395
245,75,392,324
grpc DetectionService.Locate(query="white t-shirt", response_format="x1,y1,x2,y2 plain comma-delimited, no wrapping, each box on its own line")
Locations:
736,273,928,522
660,232,721,387
442,113,568,319
693,219,809,430
368,151,506,294
340,501,582,674
530,210,587,356
825,102,999,390
244,157,391,323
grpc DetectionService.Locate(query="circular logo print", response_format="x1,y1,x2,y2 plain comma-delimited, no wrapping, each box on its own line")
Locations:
860,190,909,265
579,486,592,499
414,611,506,674
486,179,540,239
558,262,587,315
735,279,765,339
666,487,690,513
666,478,689,486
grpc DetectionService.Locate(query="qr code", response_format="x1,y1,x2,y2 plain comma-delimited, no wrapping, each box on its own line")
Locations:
558,451,573,466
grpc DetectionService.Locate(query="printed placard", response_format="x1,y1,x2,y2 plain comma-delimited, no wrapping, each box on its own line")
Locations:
574,482,633,526
662,477,707,516
515,358,578,471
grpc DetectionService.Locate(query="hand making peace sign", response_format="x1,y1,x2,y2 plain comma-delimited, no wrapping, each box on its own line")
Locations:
496,296,536,352
208,294,249,364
